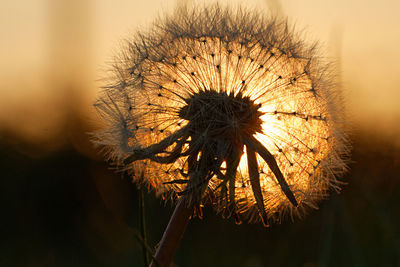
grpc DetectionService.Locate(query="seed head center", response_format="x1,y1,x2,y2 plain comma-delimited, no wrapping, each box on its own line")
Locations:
179,90,263,139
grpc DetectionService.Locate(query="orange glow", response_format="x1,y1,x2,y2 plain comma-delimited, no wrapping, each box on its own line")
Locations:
93,5,349,224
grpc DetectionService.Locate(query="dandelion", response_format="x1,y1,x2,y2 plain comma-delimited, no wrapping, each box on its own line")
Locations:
93,4,349,266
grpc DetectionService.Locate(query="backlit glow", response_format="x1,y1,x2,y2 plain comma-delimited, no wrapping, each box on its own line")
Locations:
94,6,348,224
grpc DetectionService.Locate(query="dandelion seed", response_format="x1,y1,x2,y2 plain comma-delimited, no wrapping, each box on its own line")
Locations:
93,5,349,228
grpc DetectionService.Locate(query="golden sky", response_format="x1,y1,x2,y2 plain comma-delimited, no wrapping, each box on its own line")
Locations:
1,0,399,144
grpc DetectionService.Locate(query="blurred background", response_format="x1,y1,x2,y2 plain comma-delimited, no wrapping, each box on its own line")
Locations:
1,0,399,266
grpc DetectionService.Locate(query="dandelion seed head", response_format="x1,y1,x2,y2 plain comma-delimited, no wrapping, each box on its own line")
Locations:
93,4,349,225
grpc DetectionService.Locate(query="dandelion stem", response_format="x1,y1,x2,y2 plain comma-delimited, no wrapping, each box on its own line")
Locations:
150,197,193,267
139,187,150,266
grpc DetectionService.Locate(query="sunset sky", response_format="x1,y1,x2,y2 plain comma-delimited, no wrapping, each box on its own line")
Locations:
1,0,399,144
1,2,399,266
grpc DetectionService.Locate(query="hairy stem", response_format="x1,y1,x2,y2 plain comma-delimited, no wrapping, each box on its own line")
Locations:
150,197,193,267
